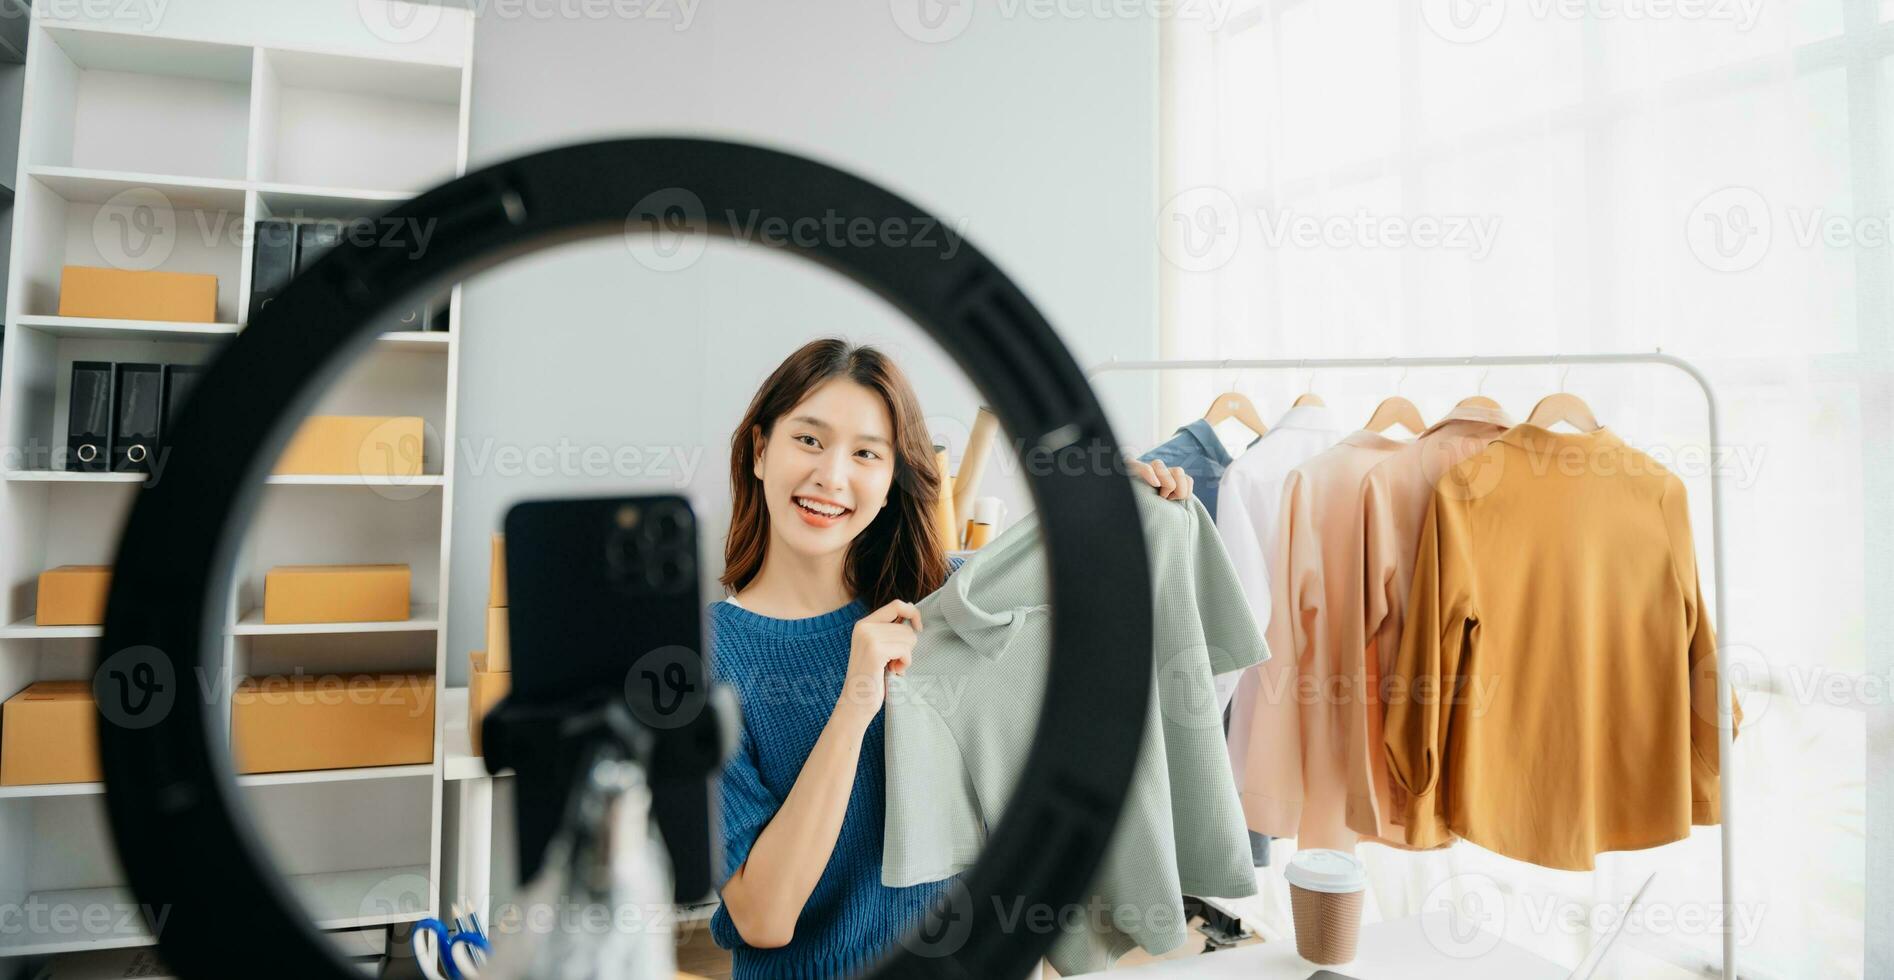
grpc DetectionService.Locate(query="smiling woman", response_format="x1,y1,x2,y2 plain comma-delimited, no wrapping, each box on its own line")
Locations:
703,337,1194,977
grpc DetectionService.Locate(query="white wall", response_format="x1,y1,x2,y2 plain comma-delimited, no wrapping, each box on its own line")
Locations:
447,4,1161,681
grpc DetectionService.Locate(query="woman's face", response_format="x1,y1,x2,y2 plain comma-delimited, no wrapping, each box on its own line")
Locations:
753,378,899,560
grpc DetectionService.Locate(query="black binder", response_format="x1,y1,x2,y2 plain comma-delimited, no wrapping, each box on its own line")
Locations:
249,219,299,321
111,363,163,474
296,220,346,273
161,363,204,449
67,361,114,472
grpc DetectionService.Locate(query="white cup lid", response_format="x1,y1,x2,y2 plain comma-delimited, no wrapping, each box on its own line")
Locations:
1283,848,1366,893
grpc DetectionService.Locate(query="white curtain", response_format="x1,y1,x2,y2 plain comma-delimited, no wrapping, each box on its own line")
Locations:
1160,2,1883,977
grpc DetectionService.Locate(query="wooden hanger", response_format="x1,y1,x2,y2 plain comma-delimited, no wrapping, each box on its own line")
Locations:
1457,368,1501,410
1292,364,1325,407
1363,366,1426,435
1363,396,1426,435
1525,392,1602,431
1202,389,1268,437
1525,365,1603,431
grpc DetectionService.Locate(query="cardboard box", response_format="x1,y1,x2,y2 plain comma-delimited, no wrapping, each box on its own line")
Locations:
263,564,410,624
468,651,511,757
486,605,510,672
58,265,218,323
274,415,425,477
489,532,507,606
1,682,102,786
231,673,435,774
36,565,112,626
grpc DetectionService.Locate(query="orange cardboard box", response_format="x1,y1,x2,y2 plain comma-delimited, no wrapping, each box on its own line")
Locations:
58,265,218,323
489,532,507,607
263,564,410,624
231,673,435,774
468,652,511,757
36,565,113,626
274,415,425,477
486,605,510,672
1,682,103,786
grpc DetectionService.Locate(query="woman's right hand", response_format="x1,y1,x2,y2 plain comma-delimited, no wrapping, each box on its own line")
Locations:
835,599,922,728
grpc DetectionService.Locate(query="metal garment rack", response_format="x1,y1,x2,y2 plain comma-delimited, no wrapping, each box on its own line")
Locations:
1087,352,1739,980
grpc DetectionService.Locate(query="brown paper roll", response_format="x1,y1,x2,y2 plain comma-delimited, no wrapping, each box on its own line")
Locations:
933,445,959,551
952,407,997,523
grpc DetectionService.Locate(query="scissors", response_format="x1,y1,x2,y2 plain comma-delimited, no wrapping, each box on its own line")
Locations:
412,906,491,980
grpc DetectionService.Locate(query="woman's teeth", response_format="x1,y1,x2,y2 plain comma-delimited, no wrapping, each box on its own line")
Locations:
795,496,849,518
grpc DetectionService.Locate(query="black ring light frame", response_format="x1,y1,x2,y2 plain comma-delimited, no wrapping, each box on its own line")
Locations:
96,137,1154,980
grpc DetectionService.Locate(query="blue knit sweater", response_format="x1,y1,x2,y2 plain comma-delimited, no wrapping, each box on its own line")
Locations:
707,562,961,979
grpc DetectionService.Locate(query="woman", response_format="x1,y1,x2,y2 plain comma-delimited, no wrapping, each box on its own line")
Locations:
708,337,1193,978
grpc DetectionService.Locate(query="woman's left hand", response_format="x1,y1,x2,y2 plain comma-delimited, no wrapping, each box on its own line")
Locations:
1127,458,1193,501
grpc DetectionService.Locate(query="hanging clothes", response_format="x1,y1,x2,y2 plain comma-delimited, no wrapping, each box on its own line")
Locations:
881,481,1265,976
1211,403,1343,713
1138,417,1260,520
1213,403,1342,866
1229,429,1408,852
1344,403,1512,843
1383,424,1741,870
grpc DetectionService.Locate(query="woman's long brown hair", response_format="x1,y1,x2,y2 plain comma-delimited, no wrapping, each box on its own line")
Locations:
721,339,949,610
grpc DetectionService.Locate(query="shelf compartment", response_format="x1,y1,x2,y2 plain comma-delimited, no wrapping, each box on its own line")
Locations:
233,602,440,636
0,863,432,957
0,765,434,800
252,48,458,194
13,313,240,341
32,25,251,180
24,164,247,211
11,168,246,322
0,616,102,639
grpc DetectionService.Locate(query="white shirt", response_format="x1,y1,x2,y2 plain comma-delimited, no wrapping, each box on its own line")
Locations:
1211,404,1342,712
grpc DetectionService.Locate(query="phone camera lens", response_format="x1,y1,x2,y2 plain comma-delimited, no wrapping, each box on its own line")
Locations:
646,551,694,593
646,502,690,547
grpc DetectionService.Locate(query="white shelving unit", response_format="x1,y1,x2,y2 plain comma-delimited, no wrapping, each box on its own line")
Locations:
0,2,474,961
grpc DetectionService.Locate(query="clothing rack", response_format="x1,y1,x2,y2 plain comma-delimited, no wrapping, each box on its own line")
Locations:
1087,353,1738,980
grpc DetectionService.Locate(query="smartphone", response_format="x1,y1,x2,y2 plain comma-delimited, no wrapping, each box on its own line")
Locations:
502,494,718,901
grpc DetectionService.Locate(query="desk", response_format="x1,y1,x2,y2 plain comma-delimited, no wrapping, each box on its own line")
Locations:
1103,913,1571,979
